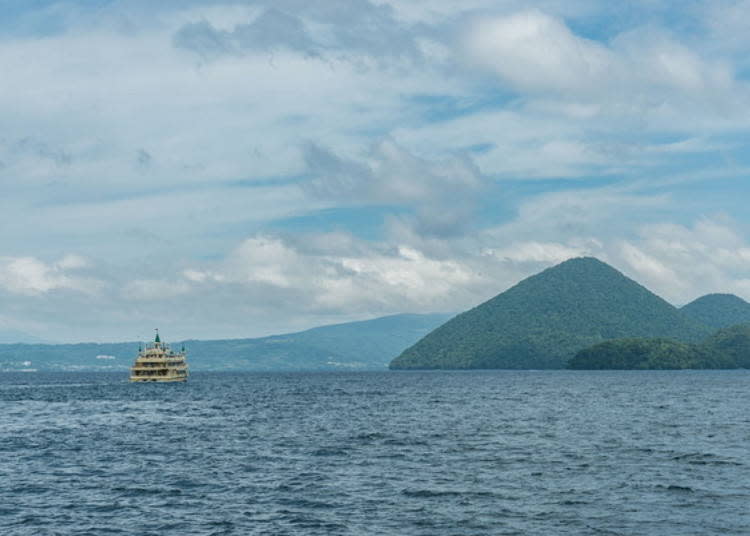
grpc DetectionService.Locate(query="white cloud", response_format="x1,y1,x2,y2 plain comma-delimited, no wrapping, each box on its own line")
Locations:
612,217,750,303
393,107,606,178
465,10,612,94
456,9,750,152
377,0,597,24
0,255,102,296
180,234,482,314
620,241,679,285
485,241,592,263
123,278,191,300
704,0,750,56
304,139,484,235
465,10,734,96
55,254,89,270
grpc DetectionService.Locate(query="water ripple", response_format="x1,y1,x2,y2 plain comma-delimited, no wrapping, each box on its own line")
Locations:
0,370,748,535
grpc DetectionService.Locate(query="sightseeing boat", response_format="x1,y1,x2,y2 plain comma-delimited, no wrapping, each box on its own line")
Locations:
129,330,188,382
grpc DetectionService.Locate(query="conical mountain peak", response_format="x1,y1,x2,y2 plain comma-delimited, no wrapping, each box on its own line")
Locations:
529,255,631,278
548,256,611,268
390,257,710,369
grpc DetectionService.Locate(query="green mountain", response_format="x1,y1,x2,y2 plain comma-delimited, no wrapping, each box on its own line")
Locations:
568,323,750,370
389,257,711,370
0,313,451,372
680,293,750,329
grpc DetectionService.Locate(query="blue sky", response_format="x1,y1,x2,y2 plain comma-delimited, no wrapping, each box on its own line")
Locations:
1,0,750,342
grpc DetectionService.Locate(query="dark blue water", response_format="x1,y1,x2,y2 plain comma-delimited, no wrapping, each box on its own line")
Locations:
1,371,748,535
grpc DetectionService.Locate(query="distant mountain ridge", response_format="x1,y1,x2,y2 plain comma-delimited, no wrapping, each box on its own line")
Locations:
390,257,712,370
680,293,750,329
0,313,452,372
0,327,49,344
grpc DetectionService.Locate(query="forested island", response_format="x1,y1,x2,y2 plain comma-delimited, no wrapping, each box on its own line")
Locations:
390,258,750,370
568,323,750,369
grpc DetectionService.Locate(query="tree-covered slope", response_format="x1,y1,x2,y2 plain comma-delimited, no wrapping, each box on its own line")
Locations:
700,323,750,368
680,293,750,329
390,257,711,370
567,338,700,370
568,323,750,370
0,313,451,372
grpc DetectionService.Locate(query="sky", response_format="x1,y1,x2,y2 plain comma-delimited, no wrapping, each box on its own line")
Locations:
1,0,750,343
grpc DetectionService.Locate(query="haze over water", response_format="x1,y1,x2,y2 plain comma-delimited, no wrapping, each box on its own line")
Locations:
2,370,747,535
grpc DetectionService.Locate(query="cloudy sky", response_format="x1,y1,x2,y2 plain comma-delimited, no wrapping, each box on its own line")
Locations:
2,0,750,342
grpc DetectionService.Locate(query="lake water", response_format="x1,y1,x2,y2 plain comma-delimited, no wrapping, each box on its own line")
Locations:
1,370,748,535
